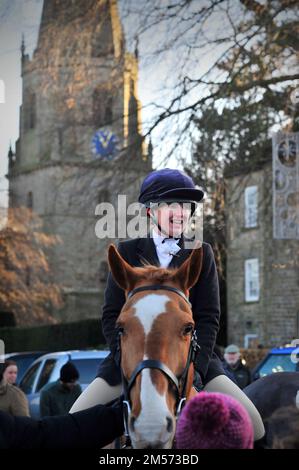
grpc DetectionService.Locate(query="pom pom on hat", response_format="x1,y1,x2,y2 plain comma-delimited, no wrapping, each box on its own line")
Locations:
175,392,254,449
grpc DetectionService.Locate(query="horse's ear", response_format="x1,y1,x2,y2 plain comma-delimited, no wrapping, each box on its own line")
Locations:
107,244,136,291
174,243,203,291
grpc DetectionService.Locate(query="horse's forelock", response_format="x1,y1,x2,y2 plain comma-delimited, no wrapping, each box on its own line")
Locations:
132,265,180,287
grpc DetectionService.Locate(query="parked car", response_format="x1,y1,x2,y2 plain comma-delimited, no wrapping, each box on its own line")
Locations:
252,346,299,380
19,350,109,418
4,352,49,384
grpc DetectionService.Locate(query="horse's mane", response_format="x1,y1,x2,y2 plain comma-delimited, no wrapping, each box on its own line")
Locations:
135,261,175,284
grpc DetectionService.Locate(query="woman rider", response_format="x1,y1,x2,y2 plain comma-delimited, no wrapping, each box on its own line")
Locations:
70,168,265,444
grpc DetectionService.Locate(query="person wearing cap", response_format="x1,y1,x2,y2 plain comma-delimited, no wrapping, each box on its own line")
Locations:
69,168,265,444
223,344,252,390
40,362,82,417
175,392,254,449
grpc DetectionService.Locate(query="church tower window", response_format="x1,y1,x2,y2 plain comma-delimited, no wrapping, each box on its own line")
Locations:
93,89,113,127
24,92,36,131
105,96,113,125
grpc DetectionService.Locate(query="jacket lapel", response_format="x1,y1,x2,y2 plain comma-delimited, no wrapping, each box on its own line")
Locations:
136,235,160,266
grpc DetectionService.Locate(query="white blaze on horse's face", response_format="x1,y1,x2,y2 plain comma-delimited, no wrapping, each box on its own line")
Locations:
130,293,176,449
133,294,169,335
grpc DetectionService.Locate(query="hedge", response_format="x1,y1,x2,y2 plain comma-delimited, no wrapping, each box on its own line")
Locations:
0,319,107,353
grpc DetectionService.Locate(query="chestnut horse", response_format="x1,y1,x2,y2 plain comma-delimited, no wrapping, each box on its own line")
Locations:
108,243,203,449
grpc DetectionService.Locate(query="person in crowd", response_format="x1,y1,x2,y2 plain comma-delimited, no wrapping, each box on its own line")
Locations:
0,361,30,417
223,344,252,389
213,344,238,384
175,391,254,449
2,360,18,385
40,361,81,417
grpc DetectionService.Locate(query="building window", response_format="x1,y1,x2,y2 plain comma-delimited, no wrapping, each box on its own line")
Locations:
29,93,36,129
244,186,258,228
93,89,105,127
105,97,113,125
245,258,260,302
24,92,36,131
27,191,33,209
93,89,113,127
91,4,114,58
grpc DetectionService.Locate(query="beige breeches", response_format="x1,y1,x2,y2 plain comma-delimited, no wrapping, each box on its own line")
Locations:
70,374,264,440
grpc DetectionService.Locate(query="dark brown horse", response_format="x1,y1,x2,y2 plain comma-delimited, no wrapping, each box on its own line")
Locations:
244,372,299,420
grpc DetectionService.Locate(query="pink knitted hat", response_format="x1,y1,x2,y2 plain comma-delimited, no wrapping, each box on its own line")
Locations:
175,392,254,449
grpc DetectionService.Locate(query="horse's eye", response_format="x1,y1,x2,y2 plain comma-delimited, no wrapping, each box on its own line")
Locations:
183,325,193,336
118,326,125,335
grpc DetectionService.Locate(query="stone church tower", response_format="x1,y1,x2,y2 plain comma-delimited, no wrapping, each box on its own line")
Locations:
7,0,152,323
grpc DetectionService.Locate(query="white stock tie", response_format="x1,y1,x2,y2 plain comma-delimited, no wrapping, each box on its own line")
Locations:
155,238,181,268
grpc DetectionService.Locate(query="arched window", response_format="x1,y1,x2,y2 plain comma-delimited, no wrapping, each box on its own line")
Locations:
93,89,113,127
25,92,36,130
105,96,113,124
93,88,104,127
29,93,36,129
91,4,114,58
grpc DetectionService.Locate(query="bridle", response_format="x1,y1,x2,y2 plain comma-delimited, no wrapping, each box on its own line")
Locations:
117,284,201,448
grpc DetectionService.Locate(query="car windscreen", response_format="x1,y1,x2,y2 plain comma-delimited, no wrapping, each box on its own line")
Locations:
71,358,103,384
20,362,41,394
259,353,297,376
12,356,39,383
36,359,57,392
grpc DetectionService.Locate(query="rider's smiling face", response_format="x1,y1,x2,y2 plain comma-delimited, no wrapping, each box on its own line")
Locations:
151,202,192,237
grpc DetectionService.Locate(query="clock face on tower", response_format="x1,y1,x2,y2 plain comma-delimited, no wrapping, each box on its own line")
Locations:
91,128,119,159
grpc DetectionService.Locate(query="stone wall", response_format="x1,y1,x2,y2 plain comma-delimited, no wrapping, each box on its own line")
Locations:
226,163,299,347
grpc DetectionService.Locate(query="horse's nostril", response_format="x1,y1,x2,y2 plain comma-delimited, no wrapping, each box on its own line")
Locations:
166,416,173,433
130,416,136,432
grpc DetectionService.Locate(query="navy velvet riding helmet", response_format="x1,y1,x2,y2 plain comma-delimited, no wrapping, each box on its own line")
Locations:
138,168,204,206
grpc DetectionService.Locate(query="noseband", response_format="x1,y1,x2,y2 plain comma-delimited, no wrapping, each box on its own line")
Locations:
117,284,200,447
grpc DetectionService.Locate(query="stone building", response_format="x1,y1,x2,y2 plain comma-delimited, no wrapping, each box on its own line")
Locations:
7,0,152,324
225,134,299,348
